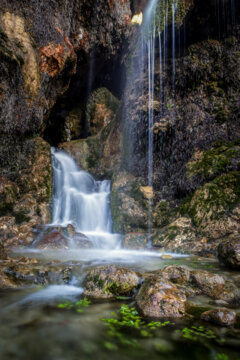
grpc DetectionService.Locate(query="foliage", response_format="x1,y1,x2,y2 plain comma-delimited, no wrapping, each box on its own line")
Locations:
101,304,174,350
178,326,216,342
214,354,229,360
57,298,91,313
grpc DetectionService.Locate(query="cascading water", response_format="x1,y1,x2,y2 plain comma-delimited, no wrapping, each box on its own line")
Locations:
51,148,121,249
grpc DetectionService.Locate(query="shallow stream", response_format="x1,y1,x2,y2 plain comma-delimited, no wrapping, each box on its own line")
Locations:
0,250,239,360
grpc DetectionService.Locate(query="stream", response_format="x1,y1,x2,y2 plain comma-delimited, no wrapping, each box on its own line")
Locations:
0,149,239,360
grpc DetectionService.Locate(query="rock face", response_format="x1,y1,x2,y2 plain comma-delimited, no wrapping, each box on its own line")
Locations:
83,265,141,299
111,172,148,233
218,234,240,270
119,0,240,251
136,278,187,318
0,138,52,248
201,308,237,327
86,88,120,136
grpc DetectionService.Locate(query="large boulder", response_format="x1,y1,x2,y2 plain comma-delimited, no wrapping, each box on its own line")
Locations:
136,278,186,318
35,227,69,250
83,265,141,299
217,234,240,270
201,308,237,327
190,270,238,303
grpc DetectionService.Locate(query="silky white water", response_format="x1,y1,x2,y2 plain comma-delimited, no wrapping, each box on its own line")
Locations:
51,148,121,249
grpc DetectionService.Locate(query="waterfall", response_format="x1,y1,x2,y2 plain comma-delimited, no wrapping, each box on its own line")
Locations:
51,148,121,249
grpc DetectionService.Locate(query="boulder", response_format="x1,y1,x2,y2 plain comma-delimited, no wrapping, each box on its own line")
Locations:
161,265,190,285
83,265,141,299
218,234,240,270
136,278,186,318
190,270,238,303
190,270,226,298
35,227,69,250
201,308,237,327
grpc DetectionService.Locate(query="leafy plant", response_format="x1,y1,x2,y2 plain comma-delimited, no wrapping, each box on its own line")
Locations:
179,326,216,342
214,354,229,360
57,298,91,313
101,304,174,350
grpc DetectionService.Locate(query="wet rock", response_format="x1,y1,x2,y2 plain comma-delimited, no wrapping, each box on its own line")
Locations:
83,265,141,299
152,217,198,253
140,186,154,200
73,232,93,249
111,172,148,233
161,254,173,260
161,265,190,285
86,88,119,136
66,224,76,238
136,278,186,318
61,111,122,179
123,233,148,249
190,270,226,298
0,242,7,260
190,270,238,303
35,227,69,250
201,308,237,327
0,255,74,289
218,234,240,270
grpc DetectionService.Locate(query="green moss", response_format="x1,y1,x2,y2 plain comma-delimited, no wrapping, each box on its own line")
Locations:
181,172,240,226
186,139,240,181
213,105,229,124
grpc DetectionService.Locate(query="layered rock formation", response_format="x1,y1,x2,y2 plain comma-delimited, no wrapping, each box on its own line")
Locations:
0,0,240,258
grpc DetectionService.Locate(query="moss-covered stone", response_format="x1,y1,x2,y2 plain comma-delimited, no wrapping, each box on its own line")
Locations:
83,265,141,299
186,140,240,182
86,87,120,136
111,172,148,233
183,172,240,227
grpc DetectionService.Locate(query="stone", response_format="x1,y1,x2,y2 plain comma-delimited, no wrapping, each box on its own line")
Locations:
190,270,226,299
0,242,7,260
140,186,154,200
111,172,148,233
153,217,198,253
66,224,76,238
161,265,190,284
35,227,69,250
161,255,173,260
86,88,119,136
123,233,148,249
83,265,141,299
218,234,240,270
136,278,186,318
201,308,237,327
0,256,73,289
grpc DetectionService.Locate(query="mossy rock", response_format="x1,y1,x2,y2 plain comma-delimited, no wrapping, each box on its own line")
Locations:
86,87,119,136
186,139,240,182
182,172,240,227
111,172,148,233
83,265,141,299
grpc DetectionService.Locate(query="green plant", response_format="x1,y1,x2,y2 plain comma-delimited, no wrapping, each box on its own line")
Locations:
179,326,216,341
57,298,91,313
214,354,229,360
101,305,174,350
